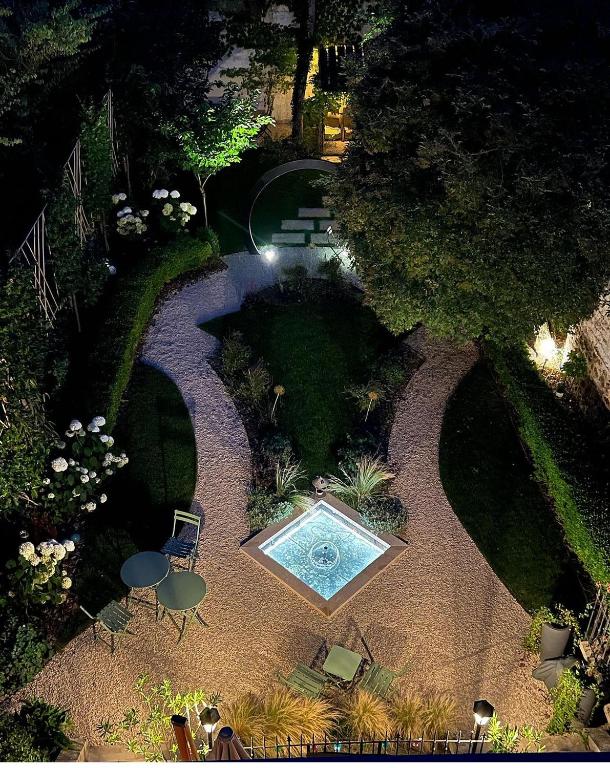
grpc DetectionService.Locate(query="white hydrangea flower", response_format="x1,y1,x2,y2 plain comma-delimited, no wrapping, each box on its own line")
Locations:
106,468,114,476
93,416,106,427
100,493,108,504
63,540,75,553
162,203,173,216
61,577,72,589
69,459,76,466
108,264,117,275
54,544,66,560
170,189,180,198
80,475,89,483
180,202,188,212
19,542,35,558
72,488,79,496
187,204,197,215
52,457,69,473
99,434,110,443
69,420,82,432
87,422,100,433
78,429,86,437
31,555,41,566
42,478,51,485
55,440,66,450
141,209,149,217
85,502,96,512
106,436,114,448
47,493,55,499
89,471,97,478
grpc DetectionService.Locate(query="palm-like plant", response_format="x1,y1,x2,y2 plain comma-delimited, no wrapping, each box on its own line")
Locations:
327,457,394,508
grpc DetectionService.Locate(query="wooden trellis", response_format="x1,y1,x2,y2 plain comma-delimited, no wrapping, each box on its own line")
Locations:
9,90,119,326
581,583,610,668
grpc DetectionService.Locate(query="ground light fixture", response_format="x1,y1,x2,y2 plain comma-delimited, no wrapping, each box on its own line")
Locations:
471,699,495,753
200,706,221,750
262,244,277,263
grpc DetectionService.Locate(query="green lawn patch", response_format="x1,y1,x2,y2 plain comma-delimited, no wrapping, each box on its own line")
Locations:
202,296,396,479
439,361,585,612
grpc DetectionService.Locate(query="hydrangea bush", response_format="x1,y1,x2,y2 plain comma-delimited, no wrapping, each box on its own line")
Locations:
40,416,128,524
6,538,76,608
152,188,197,230
112,192,149,237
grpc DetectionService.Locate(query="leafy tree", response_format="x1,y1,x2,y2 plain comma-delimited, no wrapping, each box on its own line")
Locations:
164,86,273,225
330,0,610,344
0,0,108,146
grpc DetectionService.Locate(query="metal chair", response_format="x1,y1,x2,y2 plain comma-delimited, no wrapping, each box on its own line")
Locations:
80,600,134,654
161,509,201,571
278,663,329,699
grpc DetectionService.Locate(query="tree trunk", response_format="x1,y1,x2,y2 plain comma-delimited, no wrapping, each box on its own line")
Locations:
196,173,211,228
291,0,316,142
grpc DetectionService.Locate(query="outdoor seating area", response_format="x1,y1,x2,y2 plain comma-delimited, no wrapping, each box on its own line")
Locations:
280,641,403,700
82,510,207,649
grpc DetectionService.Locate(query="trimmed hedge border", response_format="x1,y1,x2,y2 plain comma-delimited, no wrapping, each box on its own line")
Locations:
488,344,610,585
92,231,220,430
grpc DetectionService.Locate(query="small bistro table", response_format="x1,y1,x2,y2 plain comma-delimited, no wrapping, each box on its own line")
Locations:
156,571,207,642
120,551,170,611
323,645,363,687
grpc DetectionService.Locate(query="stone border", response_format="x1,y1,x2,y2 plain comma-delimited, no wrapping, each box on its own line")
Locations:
247,159,338,254
241,493,407,617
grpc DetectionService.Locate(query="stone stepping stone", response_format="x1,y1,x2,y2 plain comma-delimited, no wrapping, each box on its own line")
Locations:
298,207,330,218
272,232,306,244
282,219,314,231
310,232,336,245
318,219,338,231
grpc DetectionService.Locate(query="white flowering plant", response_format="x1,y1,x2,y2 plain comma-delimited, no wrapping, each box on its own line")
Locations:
5,538,77,608
112,192,149,237
152,188,197,232
40,417,128,524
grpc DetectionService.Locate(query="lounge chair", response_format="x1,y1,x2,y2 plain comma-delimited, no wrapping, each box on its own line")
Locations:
278,663,329,699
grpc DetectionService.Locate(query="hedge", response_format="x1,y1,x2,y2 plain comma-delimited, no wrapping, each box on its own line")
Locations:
488,343,610,585
91,231,220,429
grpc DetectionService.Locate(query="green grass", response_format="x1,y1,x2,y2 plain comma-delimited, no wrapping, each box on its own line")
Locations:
439,361,584,612
60,363,196,640
250,170,326,250
203,297,396,479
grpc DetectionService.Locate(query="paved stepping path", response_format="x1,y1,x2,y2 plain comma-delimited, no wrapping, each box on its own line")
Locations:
281,219,314,231
272,232,306,244
298,207,330,218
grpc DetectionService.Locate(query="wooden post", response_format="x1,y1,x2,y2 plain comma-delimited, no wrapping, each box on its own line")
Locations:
171,715,197,761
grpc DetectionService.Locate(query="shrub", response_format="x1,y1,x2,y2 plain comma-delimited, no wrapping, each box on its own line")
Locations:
341,690,391,739
6,537,77,609
259,432,294,469
389,689,424,737
547,669,584,734
336,433,380,475
560,350,588,381
0,699,70,762
247,490,293,532
487,715,545,753
421,692,457,737
359,495,407,534
488,343,610,584
234,362,272,418
223,693,265,743
221,331,252,380
0,615,52,695
328,457,394,508
90,232,220,429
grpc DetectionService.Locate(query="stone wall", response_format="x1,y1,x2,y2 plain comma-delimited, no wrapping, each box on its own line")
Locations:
576,292,610,410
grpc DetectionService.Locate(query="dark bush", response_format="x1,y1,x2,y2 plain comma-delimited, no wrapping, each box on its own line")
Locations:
259,432,294,469
359,495,407,534
337,433,381,475
247,490,293,532
0,614,52,695
0,698,71,761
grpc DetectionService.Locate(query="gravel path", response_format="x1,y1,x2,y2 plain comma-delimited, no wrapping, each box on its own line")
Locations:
19,254,550,741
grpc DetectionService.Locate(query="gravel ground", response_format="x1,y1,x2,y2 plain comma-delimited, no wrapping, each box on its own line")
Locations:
19,253,551,742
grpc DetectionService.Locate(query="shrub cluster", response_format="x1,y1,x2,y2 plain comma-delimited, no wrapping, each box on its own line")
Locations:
0,699,71,761
488,343,610,584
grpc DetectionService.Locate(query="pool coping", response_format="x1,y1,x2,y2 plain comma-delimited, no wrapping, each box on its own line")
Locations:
240,492,408,617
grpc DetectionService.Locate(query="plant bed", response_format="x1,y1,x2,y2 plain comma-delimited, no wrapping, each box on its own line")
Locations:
202,278,420,535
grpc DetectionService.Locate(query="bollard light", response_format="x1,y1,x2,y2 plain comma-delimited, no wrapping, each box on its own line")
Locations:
200,706,221,750
471,700,494,754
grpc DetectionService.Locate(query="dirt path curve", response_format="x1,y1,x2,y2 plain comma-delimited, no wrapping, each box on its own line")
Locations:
20,257,550,742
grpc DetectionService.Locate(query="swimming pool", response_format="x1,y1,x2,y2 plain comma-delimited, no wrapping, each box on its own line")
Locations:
258,500,389,600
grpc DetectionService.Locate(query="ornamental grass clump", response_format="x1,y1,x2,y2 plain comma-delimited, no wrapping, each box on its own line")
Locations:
223,694,265,743
389,688,424,737
342,690,391,739
421,692,457,737
328,457,394,508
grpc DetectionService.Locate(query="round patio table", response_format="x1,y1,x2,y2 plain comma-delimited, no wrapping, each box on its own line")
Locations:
156,571,207,643
120,551,170,611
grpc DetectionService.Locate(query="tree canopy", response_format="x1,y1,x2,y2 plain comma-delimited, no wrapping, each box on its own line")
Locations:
331,0,610,343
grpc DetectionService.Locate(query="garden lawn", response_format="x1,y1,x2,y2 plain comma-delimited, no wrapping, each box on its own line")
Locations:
439,361,584,612
203,298,396,479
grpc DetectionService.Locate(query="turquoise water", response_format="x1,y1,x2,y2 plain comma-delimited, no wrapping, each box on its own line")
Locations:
259,501,388,600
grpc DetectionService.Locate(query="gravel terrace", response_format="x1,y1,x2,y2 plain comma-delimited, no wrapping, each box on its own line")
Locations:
19,252,551,741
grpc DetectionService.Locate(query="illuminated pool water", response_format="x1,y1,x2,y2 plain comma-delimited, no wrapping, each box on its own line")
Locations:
258,500,389,600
